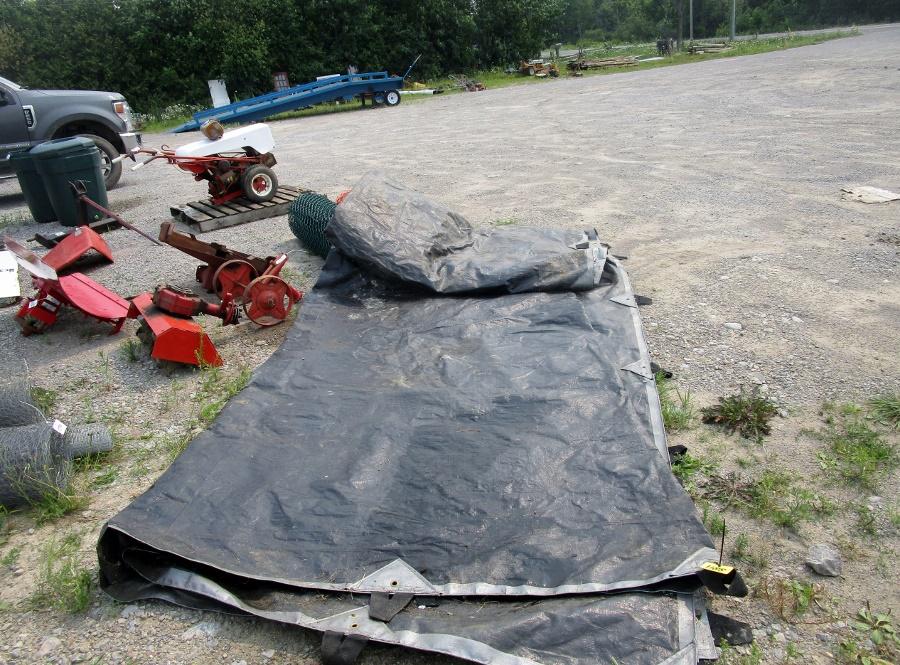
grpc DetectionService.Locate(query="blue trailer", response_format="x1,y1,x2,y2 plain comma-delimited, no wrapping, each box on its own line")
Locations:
171,71,405,133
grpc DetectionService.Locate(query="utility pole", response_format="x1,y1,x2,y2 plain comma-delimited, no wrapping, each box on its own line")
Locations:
689,0,694,41
731,0,736,40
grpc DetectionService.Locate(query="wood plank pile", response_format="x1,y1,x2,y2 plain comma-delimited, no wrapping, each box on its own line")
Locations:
567,56,638,71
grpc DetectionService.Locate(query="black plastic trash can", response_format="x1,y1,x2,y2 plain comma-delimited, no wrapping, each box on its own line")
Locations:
9,149,56,223
32,137,108,226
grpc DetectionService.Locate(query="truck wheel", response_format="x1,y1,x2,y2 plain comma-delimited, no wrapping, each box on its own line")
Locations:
384,90,401,107
80,134,122,190
241,165,278,203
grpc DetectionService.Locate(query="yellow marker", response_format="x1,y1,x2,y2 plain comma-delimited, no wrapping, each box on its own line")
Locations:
701,561,734,575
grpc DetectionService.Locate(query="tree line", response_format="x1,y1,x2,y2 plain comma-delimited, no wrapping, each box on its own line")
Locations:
0,0,895,113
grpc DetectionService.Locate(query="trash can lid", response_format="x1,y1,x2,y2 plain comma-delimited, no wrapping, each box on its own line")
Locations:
7,149,34,163
29,136,98,159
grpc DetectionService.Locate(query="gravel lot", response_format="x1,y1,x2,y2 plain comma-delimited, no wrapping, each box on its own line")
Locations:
0,24,897,665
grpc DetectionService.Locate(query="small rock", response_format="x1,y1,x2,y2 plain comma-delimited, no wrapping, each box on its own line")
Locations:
181,620,221,640
261,650,275,660
867,496,883,509
806,543,842,577
119,605,145,619
826,278,839,284
723,322,743,331
773,632,786,643
791,316,803,323
37,636,62,657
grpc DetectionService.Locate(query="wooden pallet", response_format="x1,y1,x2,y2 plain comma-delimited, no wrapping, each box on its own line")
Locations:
169,185,304,233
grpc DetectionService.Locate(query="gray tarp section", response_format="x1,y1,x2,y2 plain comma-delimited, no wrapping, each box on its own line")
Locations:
99,174,720,664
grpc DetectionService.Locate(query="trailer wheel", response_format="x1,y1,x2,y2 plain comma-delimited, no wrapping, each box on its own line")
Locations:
384,90,401,107
241,165,278,203
372,92,385,105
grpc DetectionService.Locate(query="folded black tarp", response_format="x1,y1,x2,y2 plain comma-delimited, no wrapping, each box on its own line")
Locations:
99,174,723,664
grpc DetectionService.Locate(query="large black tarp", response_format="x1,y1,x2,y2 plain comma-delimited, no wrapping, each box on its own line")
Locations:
99,174,720,664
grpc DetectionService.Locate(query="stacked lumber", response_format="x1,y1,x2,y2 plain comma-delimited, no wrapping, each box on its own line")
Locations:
567,56,638,71
688,42,731,54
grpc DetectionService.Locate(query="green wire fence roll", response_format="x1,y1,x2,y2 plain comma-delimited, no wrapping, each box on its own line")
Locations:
289,192,336,258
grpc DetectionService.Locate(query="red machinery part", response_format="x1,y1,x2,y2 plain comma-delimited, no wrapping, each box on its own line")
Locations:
16,274,129,336
242,275,303,327
128,293,222,367
212,259,258,302
152,285,239,325
42,226,114,273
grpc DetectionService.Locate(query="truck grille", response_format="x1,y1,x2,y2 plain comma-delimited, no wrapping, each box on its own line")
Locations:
23,106,35,128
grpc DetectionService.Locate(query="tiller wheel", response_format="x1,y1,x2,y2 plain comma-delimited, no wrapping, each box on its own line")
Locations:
242,275,302,327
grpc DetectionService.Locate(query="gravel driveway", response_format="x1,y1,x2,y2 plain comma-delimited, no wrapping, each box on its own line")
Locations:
0,23,897,665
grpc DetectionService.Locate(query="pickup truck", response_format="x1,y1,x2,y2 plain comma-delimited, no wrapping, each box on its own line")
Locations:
0,75,141,189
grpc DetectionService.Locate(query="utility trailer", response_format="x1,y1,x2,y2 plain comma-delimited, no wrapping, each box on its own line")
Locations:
171,71,404,133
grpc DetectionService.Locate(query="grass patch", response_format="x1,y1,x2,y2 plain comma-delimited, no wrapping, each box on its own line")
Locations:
1,545,20,567
30,387,58,414
31,484,88,524
730,533,770,570
91,466,118,488
701,386,777,442
815,404,898,491
197,366,251,422
756,577,826,622
120,337,143,363
670,451,716,497
656,372,695,432
701,502,726,536
705,469,835,530
29,532,93,613
869,394,900,430
717,641,763,665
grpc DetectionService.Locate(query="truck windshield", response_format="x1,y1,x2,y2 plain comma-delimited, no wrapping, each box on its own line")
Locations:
0,76,23,90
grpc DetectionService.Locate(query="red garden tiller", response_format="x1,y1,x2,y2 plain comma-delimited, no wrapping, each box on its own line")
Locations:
130,122,279,205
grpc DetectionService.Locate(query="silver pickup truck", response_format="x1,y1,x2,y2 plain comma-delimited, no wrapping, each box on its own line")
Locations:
0,75,141,189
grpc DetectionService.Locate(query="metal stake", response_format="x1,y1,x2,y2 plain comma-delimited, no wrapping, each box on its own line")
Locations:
731,0,736,40
689,0,694,41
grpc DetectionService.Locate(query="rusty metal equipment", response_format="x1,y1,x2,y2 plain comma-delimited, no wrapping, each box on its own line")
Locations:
158,222,302,325
4,237,129,336
519,60,559,77
152,285,239,325
132,124,279,205
128,292,222,367
159,221,271,296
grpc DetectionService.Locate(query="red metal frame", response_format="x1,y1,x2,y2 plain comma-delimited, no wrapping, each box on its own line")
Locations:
42,226,114,273
17,274,129,336
135,148,272,205
128,292,222,367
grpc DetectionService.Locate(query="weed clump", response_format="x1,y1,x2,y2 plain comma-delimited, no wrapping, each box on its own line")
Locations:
756,577,826,622
30,533,93,613
655,372,695,432
868,394,900,430
704,469,834,531
702,387,778,442
815,404,898,491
